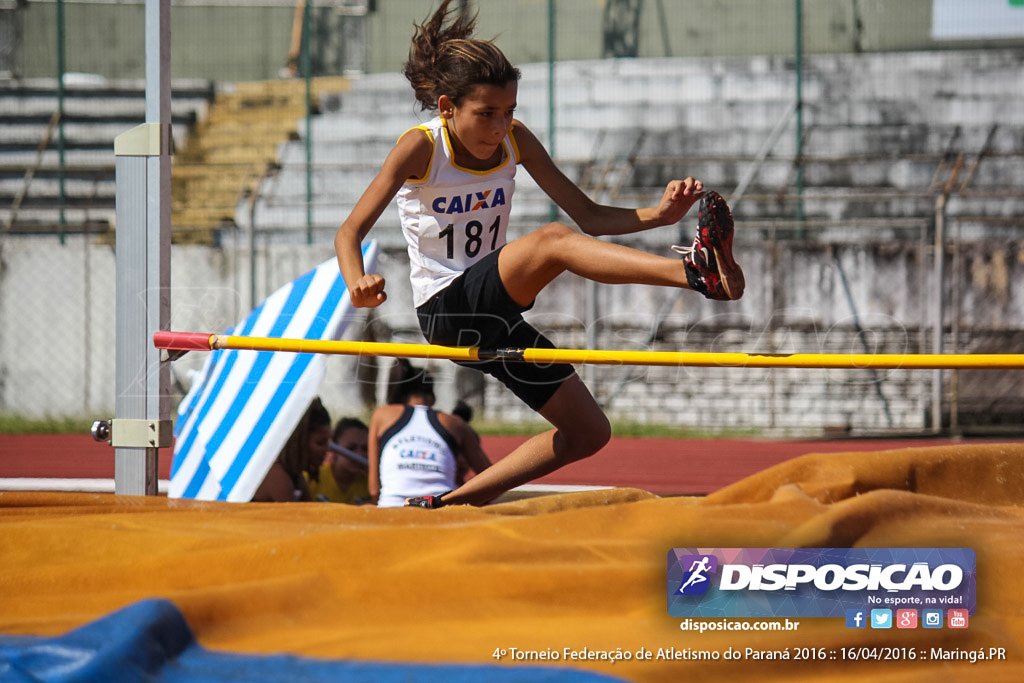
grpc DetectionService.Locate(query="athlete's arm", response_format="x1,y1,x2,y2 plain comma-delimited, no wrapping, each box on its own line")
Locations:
366,408,388,504
251,463,297,502
449,415,491,476
513,121,703,236
335,129,432,308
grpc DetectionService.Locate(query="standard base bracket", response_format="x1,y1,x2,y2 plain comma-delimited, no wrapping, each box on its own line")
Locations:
91,419,173,449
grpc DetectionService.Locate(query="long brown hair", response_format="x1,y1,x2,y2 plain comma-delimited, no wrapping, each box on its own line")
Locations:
277,397,331,484
403,0,520,112
386,358,435,406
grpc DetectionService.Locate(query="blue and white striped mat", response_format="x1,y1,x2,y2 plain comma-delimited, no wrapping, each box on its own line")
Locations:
169,241,378,502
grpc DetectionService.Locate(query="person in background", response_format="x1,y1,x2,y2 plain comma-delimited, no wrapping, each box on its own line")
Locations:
369,359,491,507
252,397,332,502
309,417,373,504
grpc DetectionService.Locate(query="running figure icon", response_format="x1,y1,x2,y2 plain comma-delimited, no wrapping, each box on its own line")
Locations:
678,556,713,593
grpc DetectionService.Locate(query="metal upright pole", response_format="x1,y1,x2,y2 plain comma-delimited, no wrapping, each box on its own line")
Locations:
932,198,946,433
931,157,962,434
794,0,805,235
110,0,172,495
56,0,66,243
303,0,313,243
547,0,557,223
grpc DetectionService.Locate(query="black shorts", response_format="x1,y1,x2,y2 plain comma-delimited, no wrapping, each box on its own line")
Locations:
416,247,576,412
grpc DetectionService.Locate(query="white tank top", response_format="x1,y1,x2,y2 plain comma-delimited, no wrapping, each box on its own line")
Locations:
377,405,459,508
396,116,518,307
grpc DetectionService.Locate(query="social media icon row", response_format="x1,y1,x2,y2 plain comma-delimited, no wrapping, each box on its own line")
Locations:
845,608,969,629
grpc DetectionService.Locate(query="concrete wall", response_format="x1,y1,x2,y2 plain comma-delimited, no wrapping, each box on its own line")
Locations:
13,0,1024,82
253,49,1024,238
19,3,295,82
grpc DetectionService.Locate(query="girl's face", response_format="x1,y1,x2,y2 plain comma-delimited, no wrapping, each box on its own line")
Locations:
307,424,332,469
330,426,369,478
334,426,369,459
441,82,518,165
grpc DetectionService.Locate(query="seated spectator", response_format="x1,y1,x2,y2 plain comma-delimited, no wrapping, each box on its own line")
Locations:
252,397,331,502
309,417,372,504
369,359,491,507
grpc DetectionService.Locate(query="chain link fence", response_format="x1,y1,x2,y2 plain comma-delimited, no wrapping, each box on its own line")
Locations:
2,1,1023,433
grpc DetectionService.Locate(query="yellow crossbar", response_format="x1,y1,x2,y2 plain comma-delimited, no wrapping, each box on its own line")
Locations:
153,331,1024,370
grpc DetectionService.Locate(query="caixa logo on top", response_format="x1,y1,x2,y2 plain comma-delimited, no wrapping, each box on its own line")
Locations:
667,548,976,618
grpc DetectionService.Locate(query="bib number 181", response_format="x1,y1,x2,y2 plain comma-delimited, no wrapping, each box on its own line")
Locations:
439,216,501,259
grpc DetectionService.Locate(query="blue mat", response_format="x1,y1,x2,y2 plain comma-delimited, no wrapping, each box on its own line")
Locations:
0,600,621,682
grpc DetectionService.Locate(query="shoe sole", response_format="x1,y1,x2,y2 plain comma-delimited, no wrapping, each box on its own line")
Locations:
714,242,744,300
706,195,744,300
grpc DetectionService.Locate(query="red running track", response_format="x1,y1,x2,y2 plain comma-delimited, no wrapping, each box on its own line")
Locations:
0,433,1012,496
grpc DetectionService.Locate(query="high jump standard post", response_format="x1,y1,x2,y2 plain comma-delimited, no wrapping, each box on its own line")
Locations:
110,0,173,495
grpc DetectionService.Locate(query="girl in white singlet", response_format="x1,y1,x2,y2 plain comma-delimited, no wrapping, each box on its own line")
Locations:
369,359,491,507
336,0,743,508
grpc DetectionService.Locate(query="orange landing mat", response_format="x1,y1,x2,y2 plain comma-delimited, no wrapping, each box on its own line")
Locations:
2,443,1023,681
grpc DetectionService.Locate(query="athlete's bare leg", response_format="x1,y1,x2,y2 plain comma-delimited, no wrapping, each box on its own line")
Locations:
436,223,690,506
498,222,692,307
440,374,610,506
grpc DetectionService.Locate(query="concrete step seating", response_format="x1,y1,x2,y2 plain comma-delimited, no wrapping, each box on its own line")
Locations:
0,75,350,241
170,76,350,242
4,50,1022,243
251,49,1024,240
0,77,212,235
